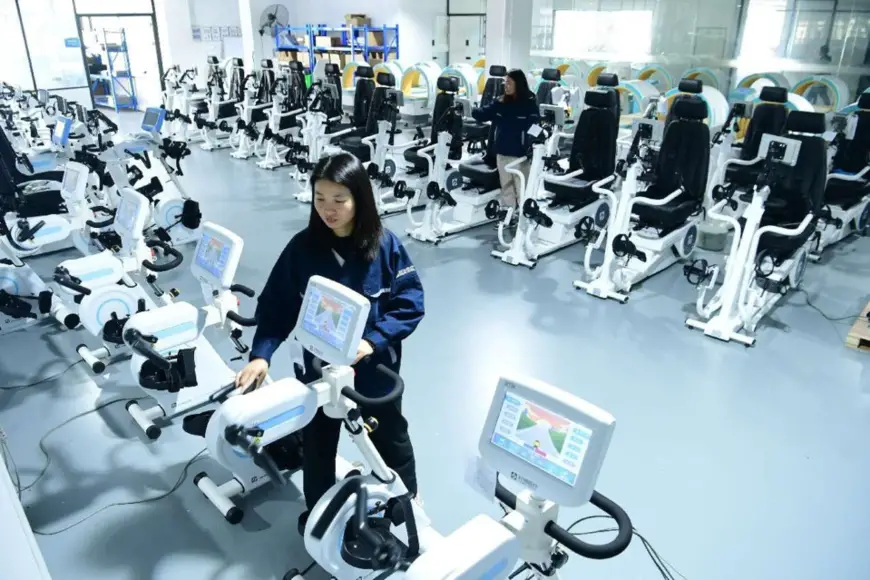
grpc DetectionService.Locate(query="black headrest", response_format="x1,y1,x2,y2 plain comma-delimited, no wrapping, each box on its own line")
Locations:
759,86,787,103
858,92,870,110
678,79,703,94
597,73,619,87
207,56,218,65
288,61,303,71
377,72,395,87
584,89,617,109
786,111,826,134
541,68,561,82
324,63,339,75
489,65,507,77
231,58,243,67
671,96,707,120
261,59,273,69
355,66,374,79
437,76,460,92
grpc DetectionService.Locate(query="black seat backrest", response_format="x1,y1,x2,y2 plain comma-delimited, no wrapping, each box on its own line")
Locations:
285,62,307,110
430,76,460,141
536,68,561,106
257,59,276,104
771,111,827,220
664,78,703,129
832,92,870,173
654,96,710,202
324,63,342,103
567,89,618,180
481,65,506,107
741,86,789,161
353,66,375,128
596,72,621,121
228,58,245,102
364,72,396,135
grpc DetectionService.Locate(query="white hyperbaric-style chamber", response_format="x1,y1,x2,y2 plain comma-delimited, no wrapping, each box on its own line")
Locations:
440,63,483,103
400,61,444,118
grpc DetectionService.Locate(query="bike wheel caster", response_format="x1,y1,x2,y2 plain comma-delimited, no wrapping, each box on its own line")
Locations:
146,424,161,440
225,506,243,525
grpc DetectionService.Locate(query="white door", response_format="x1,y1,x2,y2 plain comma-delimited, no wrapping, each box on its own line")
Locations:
448,16,485,64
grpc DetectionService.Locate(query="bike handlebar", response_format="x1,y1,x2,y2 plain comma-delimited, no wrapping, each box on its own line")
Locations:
143,239,184,272
53,267,92,296
495,478,632,560
124,327,171,371
226,283,257,326
311,357,405,406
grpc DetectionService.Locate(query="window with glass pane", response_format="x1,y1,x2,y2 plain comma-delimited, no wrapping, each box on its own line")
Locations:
20,0,87,89
73,0,153,14
0,0,34,89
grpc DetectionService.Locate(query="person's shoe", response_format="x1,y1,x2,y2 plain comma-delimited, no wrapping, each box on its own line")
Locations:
297,510,310,536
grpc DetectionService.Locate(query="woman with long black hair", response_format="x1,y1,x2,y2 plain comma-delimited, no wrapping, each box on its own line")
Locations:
235,152,425,531
471,69,540,209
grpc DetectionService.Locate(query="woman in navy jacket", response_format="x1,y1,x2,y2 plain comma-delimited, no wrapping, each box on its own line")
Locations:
235,152,425,530
471,69,540,209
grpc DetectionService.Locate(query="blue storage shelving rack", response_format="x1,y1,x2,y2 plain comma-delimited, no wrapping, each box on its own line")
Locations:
275,24,399,72
91,28,138,112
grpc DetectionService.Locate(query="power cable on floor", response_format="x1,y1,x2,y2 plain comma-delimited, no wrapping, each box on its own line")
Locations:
0,360,84,391
19,397,138,494
32,448,207,536
795,289,864,324
565,515,688,580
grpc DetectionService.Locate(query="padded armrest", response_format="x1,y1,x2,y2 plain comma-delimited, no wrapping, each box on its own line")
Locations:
827,166,870,182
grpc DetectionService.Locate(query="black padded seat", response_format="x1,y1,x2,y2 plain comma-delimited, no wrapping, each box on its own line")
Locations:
536,68,561,106
464,65,507,141
757,112,827,256
458,158,499,191
823,93,870,209
634,96,709,233
725,86,790,188
404,76,460,173
340,136,370,162
543,88,619,210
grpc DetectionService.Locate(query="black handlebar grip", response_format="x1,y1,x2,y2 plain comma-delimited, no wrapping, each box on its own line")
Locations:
124,328,171,371
226,310,257,327
142,240,184,272
53,269,92,296
340,363,405,406
543,492,633,560
229,283,255,298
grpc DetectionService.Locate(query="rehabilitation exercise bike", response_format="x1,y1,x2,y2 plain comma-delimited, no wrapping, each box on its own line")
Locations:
490,91,620,267
189,276,411,530
257,62,308,170
118,222,258,439
94,107,203,246
809,93,870,260
684,113,826,346
50,188,184,373
197,57,245,152
230,60,276,160
574,95,710,303
285,341,632,579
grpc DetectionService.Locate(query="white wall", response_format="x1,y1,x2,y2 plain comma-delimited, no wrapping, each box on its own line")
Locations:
190,0,243,62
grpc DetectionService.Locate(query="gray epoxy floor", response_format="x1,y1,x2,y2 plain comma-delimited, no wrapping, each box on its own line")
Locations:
2,112,870,580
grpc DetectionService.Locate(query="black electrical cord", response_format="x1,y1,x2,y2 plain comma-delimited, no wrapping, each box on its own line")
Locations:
565,515,688,580
795,289,863,323
32,447,207,536
0,360,84,391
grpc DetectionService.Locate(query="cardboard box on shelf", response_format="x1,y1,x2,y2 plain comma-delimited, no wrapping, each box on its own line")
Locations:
315,35,342,48
366,31,385,47
278,50,311,68
345,14,371,27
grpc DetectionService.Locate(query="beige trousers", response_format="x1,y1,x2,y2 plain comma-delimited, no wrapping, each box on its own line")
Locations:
496,154,530,208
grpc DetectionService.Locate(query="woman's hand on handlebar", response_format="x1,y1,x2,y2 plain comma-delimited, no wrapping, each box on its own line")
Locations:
353,340,374,365
235,358,269,390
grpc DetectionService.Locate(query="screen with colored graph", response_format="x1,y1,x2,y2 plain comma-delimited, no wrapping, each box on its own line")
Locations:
300,286,354,350
490,392,591,486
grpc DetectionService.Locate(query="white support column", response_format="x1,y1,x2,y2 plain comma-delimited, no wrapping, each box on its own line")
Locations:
238,0,258,72
485,0,533,71
153,0,196,69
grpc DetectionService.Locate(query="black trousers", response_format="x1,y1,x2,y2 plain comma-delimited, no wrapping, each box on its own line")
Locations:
302,397,418,511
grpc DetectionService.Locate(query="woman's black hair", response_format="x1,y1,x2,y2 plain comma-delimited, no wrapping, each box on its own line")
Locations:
504,69,534,103
308,153,383,261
